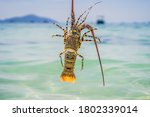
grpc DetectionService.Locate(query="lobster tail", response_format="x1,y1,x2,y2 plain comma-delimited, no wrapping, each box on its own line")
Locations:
60,50,77,83
60,71,76,83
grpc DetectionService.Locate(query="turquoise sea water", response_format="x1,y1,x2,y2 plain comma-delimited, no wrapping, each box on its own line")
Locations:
0,23,150,99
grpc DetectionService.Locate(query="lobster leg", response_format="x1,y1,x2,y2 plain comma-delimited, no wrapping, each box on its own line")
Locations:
83,28,97,35
53,22,65,31
80,24,105,86
83,28,97,34
77,53,84,70
53,17,69,39
59,51,65,67
63,17,70,44
66,17,70,31
82,35,101,42
52,34,64,38
81,28,98,41
82,39,93,42
81,28,97,39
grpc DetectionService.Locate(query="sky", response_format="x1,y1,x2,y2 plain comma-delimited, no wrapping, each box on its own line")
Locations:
0,0,150,23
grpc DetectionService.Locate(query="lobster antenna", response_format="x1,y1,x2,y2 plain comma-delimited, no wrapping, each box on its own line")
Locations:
88,27,105,86
71,0,75,29
76,1,102,25
93,36,105,86
76,11,87,26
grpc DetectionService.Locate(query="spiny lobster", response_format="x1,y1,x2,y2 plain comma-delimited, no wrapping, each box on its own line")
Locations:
52,0,105,86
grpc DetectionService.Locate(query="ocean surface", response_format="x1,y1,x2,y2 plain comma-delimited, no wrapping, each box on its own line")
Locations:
0,23,150,100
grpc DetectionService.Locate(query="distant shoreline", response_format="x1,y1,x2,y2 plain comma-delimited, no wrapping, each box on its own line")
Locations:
0,14,56,23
